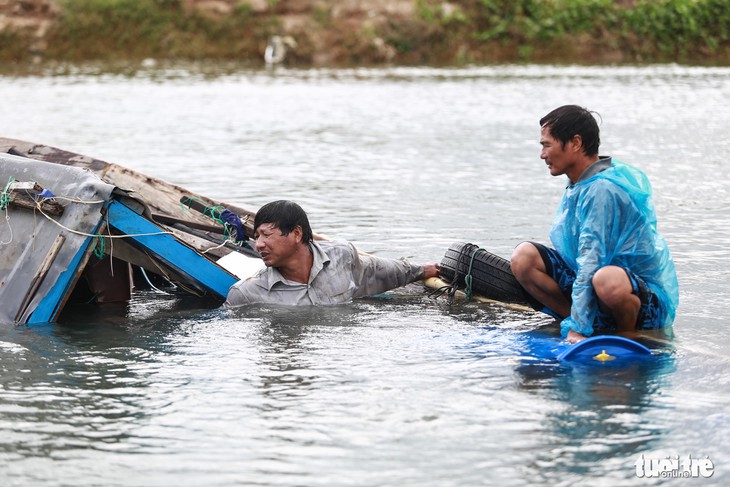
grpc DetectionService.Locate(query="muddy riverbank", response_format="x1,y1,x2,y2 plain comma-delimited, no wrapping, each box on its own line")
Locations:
2,0,730,67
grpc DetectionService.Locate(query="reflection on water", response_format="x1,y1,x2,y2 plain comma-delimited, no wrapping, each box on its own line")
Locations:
1,65,729,485
0,323,155,460
516,340,678,484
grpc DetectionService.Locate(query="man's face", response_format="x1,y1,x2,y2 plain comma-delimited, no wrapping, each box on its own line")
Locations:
540,125,574,178
254,223,300,268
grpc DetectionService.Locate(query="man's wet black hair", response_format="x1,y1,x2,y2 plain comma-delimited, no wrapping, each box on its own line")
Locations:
540,105,600,157
254,200,313,245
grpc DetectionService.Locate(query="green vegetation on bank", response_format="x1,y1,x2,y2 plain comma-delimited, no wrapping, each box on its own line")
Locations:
415,0,730,63
44,0,265,61
3,0,730,65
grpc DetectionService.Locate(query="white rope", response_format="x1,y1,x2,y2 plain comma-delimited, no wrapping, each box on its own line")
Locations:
139,267,171,294
0,207,13,245
34,201,172,239
201,238,236,254
47,196,106,205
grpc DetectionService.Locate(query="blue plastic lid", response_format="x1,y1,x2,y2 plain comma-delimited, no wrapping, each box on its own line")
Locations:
557,335,652,362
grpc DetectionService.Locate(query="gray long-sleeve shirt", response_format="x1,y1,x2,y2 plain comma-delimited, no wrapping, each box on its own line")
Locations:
225,240,425,306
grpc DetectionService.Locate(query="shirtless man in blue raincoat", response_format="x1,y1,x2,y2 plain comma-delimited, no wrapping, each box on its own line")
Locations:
510,105,679,344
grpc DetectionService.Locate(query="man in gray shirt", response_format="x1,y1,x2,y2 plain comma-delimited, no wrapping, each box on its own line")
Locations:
225,200,441,306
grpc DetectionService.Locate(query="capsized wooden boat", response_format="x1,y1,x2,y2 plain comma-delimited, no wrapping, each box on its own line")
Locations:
0,137,265,325
0,137,261,258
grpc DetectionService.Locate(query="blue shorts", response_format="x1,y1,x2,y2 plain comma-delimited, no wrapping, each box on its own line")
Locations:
527,242,664,331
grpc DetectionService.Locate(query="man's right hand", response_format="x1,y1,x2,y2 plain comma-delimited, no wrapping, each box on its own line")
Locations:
422,263,441,279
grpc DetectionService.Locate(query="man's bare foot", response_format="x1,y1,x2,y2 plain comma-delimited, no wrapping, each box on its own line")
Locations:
566,329,586,344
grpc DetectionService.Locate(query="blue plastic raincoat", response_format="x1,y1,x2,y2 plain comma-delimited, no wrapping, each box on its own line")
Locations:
550,159,679,337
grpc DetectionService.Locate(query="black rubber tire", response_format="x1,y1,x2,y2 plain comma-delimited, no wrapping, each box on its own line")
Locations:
439,242,530,305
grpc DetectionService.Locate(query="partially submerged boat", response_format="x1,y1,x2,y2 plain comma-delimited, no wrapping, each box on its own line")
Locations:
0,137,265,325
0,136,537,325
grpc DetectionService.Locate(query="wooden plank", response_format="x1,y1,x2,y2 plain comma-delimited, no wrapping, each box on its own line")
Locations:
106,199,238,300
151,212,225,234
15,235,66,322
27,223,106,324
7,190,64,216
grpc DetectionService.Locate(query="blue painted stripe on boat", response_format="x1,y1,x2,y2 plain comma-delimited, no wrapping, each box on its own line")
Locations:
106,199,237,299
28,220,105,324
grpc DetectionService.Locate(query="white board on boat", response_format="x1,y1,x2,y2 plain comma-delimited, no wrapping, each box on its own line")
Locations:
216,252,266,280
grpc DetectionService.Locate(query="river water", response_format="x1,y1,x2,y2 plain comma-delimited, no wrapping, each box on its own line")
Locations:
0,64,728,486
